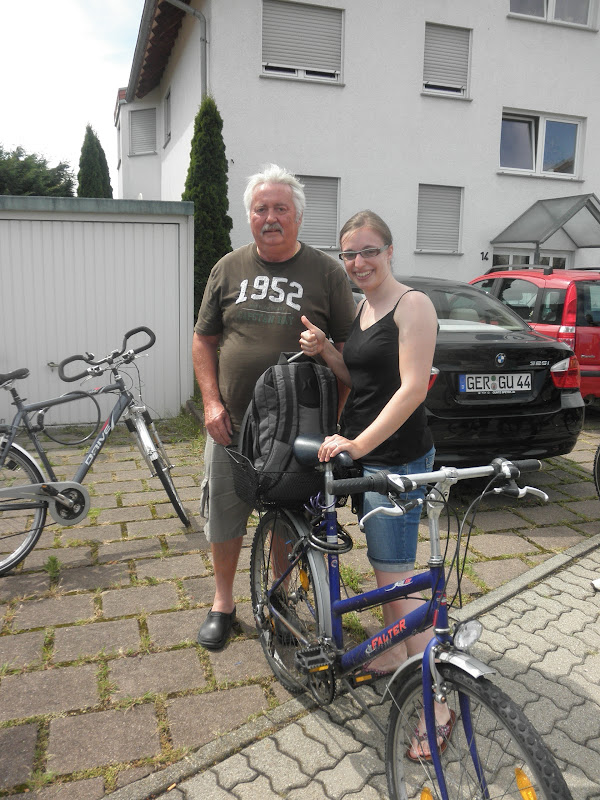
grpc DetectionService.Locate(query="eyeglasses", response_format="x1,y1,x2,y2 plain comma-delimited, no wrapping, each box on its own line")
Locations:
338,244,390,262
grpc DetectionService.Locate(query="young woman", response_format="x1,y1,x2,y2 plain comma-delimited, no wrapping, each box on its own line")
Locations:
299,210,450,758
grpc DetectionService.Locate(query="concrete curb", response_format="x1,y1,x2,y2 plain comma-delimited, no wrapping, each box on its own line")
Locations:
454,532,600,621
105,695,319,799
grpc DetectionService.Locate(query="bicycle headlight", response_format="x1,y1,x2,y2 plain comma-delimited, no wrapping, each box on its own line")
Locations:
453,620,483,652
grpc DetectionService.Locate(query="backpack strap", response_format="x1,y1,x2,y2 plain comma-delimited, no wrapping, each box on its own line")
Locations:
313,363,338,436
271,363,300,448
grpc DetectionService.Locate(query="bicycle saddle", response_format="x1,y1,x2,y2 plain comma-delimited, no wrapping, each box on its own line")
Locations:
293,433,354,469
0,368,29,383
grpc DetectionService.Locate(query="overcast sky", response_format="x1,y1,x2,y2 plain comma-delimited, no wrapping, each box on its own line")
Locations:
1,0,146,194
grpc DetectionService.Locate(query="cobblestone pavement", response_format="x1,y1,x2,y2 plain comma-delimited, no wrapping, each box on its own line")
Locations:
0,414,598,798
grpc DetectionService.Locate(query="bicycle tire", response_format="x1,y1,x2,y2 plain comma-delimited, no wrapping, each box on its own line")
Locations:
151,455,191,528
0,445,48,575
594,444,600,499
250,509,328,694
386,664,572,800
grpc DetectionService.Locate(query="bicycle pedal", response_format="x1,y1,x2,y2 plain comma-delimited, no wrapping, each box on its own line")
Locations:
295,646,331,675
348,668,377,687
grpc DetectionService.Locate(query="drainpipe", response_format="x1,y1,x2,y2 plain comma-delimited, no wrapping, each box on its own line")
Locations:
163,0,208,99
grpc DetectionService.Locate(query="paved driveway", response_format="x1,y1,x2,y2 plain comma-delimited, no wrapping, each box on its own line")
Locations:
0,413,598,797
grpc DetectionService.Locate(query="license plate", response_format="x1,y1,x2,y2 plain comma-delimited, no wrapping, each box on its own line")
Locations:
459,373,532,394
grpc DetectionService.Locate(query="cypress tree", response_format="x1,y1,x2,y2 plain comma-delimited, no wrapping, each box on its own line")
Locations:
182,96,232,316
77,124,113,198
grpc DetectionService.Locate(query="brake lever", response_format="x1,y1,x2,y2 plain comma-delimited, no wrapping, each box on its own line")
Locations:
359,497,423,531
493,480,548,502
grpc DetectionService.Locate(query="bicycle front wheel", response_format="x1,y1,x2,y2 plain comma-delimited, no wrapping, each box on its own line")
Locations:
0,445,48,575
386,664,572,800
250,509,328,694
151,455,190,528
594,444,599,498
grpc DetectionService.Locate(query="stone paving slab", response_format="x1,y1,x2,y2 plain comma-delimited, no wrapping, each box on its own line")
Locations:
47,705,161,774
0,418,598,797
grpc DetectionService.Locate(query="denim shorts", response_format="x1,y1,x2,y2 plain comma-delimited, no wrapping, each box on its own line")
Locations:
361,446,435,573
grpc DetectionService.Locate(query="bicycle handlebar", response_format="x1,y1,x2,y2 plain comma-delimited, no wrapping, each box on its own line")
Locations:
58,327,156,382
326,457,542,498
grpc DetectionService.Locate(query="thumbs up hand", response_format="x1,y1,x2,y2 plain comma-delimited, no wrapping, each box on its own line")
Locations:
300,315,326,357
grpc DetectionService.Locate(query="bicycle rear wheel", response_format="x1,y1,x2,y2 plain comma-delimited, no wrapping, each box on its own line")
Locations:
386,664,572,800
250,509,328,694
0,445,48,575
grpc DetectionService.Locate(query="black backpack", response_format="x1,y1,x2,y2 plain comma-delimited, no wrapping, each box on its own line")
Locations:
230,354,338,508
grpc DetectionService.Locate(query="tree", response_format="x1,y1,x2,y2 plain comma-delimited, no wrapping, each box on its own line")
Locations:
77,124,113,198
0,145,74,196
182,95,232,315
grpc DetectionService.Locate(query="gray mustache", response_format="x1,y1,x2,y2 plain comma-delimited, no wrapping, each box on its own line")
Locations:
262,224,283,234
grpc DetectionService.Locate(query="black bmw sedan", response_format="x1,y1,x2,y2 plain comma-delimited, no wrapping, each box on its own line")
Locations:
362,276,584,466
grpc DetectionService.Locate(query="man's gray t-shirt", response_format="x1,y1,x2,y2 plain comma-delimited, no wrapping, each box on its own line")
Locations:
195,242,355,429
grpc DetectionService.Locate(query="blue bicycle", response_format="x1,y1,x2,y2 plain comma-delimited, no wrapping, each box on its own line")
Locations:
230,436,572,800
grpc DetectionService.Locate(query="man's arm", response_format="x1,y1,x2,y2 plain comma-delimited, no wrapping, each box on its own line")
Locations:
192,332,233,446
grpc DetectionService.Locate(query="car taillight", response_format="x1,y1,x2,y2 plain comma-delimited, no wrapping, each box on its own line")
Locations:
557,282,577,349
428,367,439,391
551,355,580,389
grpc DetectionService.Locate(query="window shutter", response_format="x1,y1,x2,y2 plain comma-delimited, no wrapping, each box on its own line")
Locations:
130,108,156,155
297,175,338,248
263,0,342,73
417,184,462,251
423,23,470,93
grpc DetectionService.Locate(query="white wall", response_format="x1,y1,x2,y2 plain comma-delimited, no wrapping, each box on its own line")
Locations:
0,197,194,426
118,0,600,282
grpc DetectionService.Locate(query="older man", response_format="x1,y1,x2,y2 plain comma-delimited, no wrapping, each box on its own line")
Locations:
193,163,355,650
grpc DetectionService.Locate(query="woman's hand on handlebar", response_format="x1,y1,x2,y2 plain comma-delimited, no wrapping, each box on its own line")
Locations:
319,433,363,462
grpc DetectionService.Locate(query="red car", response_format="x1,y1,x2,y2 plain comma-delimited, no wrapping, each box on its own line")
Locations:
470,267,600,406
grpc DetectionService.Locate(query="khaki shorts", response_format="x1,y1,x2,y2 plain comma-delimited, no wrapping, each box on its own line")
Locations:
201,433,253,543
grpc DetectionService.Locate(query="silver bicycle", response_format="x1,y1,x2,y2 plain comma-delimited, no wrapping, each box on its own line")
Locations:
0,326,190,575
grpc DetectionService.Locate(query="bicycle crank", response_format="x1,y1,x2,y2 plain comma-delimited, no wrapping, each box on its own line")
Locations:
295,645,337,705
42,482,91,525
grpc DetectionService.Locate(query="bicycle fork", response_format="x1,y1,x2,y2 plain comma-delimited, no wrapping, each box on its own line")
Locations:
125,407,172,475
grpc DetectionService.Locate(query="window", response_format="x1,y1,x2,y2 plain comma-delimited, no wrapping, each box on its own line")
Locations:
423,23,471,97
129,108,156,155
297,175,339,248
416,184,462,252
498,278,540,321
492,250,570,268
539,288,566,323
164,91,171,146
500,112,581,176
262,0,342,82
510,0,593,26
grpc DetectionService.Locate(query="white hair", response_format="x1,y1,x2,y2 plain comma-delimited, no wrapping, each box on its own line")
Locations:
243,163,305,223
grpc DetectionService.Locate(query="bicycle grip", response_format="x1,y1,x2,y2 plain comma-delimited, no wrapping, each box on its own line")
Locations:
510,459,542,474
327,470,390,497
123,326,156,354
58,354,92,382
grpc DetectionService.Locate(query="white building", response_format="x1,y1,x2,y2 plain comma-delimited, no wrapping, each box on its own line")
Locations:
116,0,600,282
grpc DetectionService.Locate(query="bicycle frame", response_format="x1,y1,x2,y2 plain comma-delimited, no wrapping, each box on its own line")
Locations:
0,379,141,527
0,381,133,485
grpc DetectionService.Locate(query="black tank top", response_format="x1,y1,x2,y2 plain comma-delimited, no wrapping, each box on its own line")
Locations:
339,292,433,466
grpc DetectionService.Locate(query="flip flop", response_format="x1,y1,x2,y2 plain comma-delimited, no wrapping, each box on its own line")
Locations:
406,709,456,762
362,660,395,678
